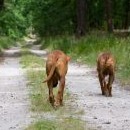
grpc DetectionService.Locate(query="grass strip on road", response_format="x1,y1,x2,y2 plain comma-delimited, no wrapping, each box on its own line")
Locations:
20,49,87,130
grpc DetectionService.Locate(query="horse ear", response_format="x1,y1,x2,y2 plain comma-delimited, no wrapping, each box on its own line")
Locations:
67,56,71,61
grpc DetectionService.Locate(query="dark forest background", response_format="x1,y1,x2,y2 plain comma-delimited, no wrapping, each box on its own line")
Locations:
0,0,130,38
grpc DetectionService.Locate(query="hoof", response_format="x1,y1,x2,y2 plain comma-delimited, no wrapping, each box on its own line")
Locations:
54,101,60,107
109,94,112,97
105,91,109,97
102,92,105,95
49,97,55,106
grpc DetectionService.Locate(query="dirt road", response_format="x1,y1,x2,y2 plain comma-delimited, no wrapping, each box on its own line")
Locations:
67,63,130,130
0,47,31,130
0,41,130,130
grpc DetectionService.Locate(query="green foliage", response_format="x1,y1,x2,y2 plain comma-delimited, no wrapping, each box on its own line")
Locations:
0,36,15,51
113,0,125,29
0,0,30,38
25,0,75,36
26,118,86,130
88,0,104,29
1,0,129,37
24,0,130,36
0,10,26,38
42,36,74,53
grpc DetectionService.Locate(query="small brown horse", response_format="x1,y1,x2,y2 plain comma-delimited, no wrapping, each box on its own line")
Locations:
97,52,115,97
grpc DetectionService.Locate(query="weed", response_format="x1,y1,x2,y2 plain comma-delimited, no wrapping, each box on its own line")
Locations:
26,117,86,130
0,36,15,51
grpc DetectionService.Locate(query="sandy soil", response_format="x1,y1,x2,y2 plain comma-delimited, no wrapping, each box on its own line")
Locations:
0,47,32,130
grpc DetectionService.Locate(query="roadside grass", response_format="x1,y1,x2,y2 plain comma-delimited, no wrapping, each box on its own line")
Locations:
21,48,44,69
20,49,87,130
20,51,52,112
0,36,15,52
41,33,130,85
26,117,86,130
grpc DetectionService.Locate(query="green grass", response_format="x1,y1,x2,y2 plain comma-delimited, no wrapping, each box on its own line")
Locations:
0,36,15,52
20,49,87,130
26,117,86,130
28,70,56,112
21,49,44,68
40,33,130,85
20,52,52,112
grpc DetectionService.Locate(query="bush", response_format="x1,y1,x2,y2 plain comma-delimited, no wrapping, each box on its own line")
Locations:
0,36,15,51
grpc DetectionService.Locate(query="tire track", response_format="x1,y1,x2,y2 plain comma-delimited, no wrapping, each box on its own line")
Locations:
0,47,32,130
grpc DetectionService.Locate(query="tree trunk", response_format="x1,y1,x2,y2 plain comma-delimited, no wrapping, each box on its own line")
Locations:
0,0,4,11
124,0,130,29
76,0,87,38
105,0,113,33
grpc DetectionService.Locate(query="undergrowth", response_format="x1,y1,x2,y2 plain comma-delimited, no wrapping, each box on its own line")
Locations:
0,36,15,52
26,118,86,130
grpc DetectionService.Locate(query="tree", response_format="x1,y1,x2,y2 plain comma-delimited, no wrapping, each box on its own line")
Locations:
0,0,4,10
25,0,75,36
124,0,130,29
1,0,128,37
105,0,113,32
76,0,87,37
0,0,29,37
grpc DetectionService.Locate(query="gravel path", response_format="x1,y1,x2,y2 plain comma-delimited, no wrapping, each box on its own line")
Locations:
0,47,32,130
1,41,130,130
67,63,130,130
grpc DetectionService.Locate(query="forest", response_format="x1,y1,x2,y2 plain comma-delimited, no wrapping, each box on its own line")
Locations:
0,0,130,37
